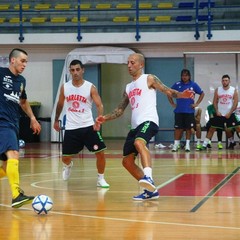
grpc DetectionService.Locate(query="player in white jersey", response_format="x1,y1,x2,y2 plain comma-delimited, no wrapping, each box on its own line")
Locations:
53,60,109,188
202,74,240,150
96,53,193,201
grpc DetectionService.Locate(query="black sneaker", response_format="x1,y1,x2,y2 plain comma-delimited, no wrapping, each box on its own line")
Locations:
228,142,236,150
12,191,35,208
207,143,212,148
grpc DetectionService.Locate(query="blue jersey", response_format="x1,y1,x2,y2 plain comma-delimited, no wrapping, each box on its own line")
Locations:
0,67,27,131
171,80,203,113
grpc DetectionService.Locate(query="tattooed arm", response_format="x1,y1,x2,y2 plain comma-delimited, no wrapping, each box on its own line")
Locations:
96,91,129,123
148,74,192,99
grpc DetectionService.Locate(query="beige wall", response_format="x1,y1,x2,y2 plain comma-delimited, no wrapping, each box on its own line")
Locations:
101,63,131,138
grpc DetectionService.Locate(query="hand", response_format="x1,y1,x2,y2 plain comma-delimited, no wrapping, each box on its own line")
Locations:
93,122,101,131
225,112,231,119
171,103,177,108
96,115,106,124
53,120,60,132
181,89,195,99
30,118,41,135
191,103,198,108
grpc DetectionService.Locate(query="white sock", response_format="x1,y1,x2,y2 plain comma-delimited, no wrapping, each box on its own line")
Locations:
98,173,104,180
186,139,190,147
174,140,180,146
143,167,152,179
197,139,201,145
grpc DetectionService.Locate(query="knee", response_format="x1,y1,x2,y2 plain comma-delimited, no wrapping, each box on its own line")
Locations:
6,150,19,160
122,155,135,169
134,139,144,151
122,157,130,169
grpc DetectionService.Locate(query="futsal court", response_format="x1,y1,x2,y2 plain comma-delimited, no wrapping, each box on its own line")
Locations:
0,140,240,239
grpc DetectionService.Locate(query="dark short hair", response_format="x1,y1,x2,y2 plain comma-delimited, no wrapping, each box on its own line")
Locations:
222,74,230,80
181,69,191,77
70,59,84,68
9,48,28,61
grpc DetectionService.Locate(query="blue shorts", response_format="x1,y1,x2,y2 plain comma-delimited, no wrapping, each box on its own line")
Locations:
62,126,106,155
123,121,159,157
0,126,19,161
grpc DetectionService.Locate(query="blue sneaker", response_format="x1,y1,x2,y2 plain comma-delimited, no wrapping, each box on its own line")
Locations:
139,175,156,192
133,189,159,201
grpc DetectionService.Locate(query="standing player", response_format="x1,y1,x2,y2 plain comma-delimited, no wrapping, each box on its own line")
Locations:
168,69,204,152
96,53,193,201
0,48,41,208
202,74,240,149
53,59,109,188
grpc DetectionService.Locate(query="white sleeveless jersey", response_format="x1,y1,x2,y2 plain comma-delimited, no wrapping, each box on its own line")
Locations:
125,74,159,129
217,86,235,116
64,80,94,129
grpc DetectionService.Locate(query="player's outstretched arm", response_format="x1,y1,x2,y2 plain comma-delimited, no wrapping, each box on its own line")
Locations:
96,92,129,124
148,74,194,99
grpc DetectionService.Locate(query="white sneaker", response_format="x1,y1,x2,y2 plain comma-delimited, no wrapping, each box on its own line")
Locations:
97,178,110,188
155,143,166,149
62,161,73,181
172,144,178,152
185,145,190,152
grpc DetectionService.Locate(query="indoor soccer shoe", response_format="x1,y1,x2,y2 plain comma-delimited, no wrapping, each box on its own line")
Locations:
201,146,207,150
12,192,35,208
62,161,73,180
196,144,202,151
218,142,223,150
171,144,178,152
185,145,190,152
139,175,156,192
97,178,110,188
207,143,212,148
133,189,159,201
228,142,236,150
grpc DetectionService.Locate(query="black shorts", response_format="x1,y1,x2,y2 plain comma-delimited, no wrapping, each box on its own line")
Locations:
209,114,240,130
174,113,195,129
123,121,159,157
62,126,106,155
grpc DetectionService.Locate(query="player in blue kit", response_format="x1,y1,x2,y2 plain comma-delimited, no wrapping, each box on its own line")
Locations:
0,48,41,208
168,69,204,152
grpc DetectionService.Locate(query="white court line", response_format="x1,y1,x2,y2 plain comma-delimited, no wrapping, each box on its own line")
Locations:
30,176,139,193
1,173,240,231
0,203,239,231
157,173,184,189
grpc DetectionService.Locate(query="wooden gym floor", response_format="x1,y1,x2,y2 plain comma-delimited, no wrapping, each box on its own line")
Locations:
0,140,240,240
